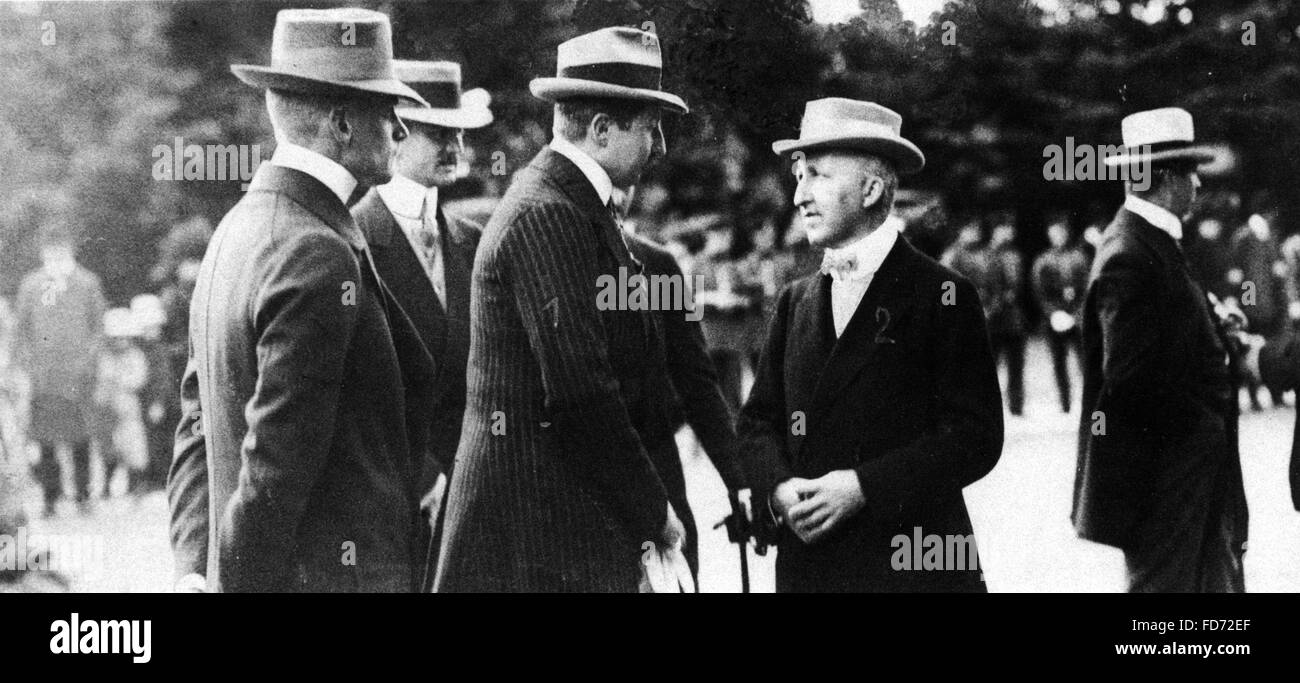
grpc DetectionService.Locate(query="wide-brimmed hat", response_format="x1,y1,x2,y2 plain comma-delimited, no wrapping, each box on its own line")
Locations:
231,8,427,107
1102,107,1217,168
393,60,493,129
772,98,925,175
530,27,688,113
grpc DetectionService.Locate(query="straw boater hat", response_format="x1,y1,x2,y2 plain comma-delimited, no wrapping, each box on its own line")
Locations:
530,26,688,113
393,60,493,129
1101,107,1217,168
231,8,427,107
772,98,926,175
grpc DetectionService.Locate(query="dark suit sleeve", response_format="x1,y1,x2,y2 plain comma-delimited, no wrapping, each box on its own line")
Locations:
1092,250,1174,421
736,285,796,502
654,252,747,492
218,232,362,592
167,352,209,581
500,204,670,544
854,278,1003,525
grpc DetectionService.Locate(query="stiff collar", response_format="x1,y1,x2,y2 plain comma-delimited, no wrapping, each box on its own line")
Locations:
548,135,613,207
822,219,898,282
1124,194,1183,241
269,142,359,207
376,174,438,221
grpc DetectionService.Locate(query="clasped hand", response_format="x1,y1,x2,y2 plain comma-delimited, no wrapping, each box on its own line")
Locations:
772,470,865,545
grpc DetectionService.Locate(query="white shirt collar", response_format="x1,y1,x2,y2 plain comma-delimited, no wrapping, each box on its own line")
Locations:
1124,194,1183,241
881,213,906,234
549,135,613,207
270,142,359,207
824,220,898,282
376,174,438,220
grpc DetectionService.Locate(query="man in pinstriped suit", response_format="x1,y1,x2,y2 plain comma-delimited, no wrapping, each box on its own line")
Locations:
434,27,692,592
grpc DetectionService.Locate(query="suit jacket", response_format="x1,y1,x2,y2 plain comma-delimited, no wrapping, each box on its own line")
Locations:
166,165,437,592
434,147,672,592
1257,330,1300,511
352,188,481,494
1073,207,1246,549
626,233,748,576
737,235,1003,592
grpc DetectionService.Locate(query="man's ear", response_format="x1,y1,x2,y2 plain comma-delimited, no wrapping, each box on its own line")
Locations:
860,175,884,210
591,113,612,146
329,106,351,143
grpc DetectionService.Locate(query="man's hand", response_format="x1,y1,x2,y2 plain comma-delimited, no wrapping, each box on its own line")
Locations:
786,470,865,545
662,501,686,549
174,573,207,593
771,477,809,524
1235,332,1265,384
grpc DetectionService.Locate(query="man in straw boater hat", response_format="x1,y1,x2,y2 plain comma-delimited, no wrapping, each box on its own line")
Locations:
434,26,695,592
736,98,1004,592
1073,107,1247,592
350,60,492,589
167,8,440,593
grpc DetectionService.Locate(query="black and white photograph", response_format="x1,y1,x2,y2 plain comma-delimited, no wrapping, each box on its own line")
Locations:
1,0,1297,665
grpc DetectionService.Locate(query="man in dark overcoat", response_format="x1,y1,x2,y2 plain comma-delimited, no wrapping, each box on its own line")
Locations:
1073,107,1247,592
166,8,437,593
737,98,1004,592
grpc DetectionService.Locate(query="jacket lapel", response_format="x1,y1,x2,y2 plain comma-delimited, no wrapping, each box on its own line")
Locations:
530,146,637,270
808,236,916,416
437,207,474,321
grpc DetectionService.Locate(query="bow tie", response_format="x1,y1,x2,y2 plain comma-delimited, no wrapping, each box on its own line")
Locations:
820,250,861,281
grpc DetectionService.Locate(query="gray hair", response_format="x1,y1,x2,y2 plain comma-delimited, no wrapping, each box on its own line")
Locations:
266,89,340,145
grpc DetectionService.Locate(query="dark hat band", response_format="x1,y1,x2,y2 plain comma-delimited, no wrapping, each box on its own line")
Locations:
1117,139,1197,158
412,82,461,108
558,62,661,91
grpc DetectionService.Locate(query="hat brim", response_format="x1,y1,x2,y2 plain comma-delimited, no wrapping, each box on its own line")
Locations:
231,64,429,107
529,77,688,113
397,106,493,129
1101,145,1218,167
772,135,926,175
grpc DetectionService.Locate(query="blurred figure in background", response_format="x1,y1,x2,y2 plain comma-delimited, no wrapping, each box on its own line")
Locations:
130,294,171,494
89,308,148,496
940,219,993,297
14,225,106,517
986,214,1028,416
1032,216,1090,413
1228,208,1287,409
154,217,211,482
1186,216,1233,302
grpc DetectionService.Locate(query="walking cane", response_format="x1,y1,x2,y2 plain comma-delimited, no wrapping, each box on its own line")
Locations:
715,488,763,593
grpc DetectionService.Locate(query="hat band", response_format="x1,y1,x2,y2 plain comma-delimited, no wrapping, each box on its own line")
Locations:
271,46,394,81
1116,139,1198,158
558,62,661,91
799,116,900,142
413,82,461,109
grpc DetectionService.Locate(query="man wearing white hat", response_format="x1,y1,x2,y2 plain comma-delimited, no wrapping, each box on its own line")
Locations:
168,8,438,593
351,59,492,589
435,26,691,592
737,98,1004,592
1073,107,1247,592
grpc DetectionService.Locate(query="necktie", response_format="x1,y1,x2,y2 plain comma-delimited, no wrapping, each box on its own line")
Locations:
820,250,859,282
607,199,636,260
418,199,446,305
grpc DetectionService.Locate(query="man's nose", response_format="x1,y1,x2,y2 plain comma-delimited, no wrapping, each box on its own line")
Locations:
1191,172,1201,190
793,178,811,208
652,123,666,157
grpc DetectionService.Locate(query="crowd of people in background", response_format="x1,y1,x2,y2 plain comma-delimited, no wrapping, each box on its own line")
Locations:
2,176,1295,525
